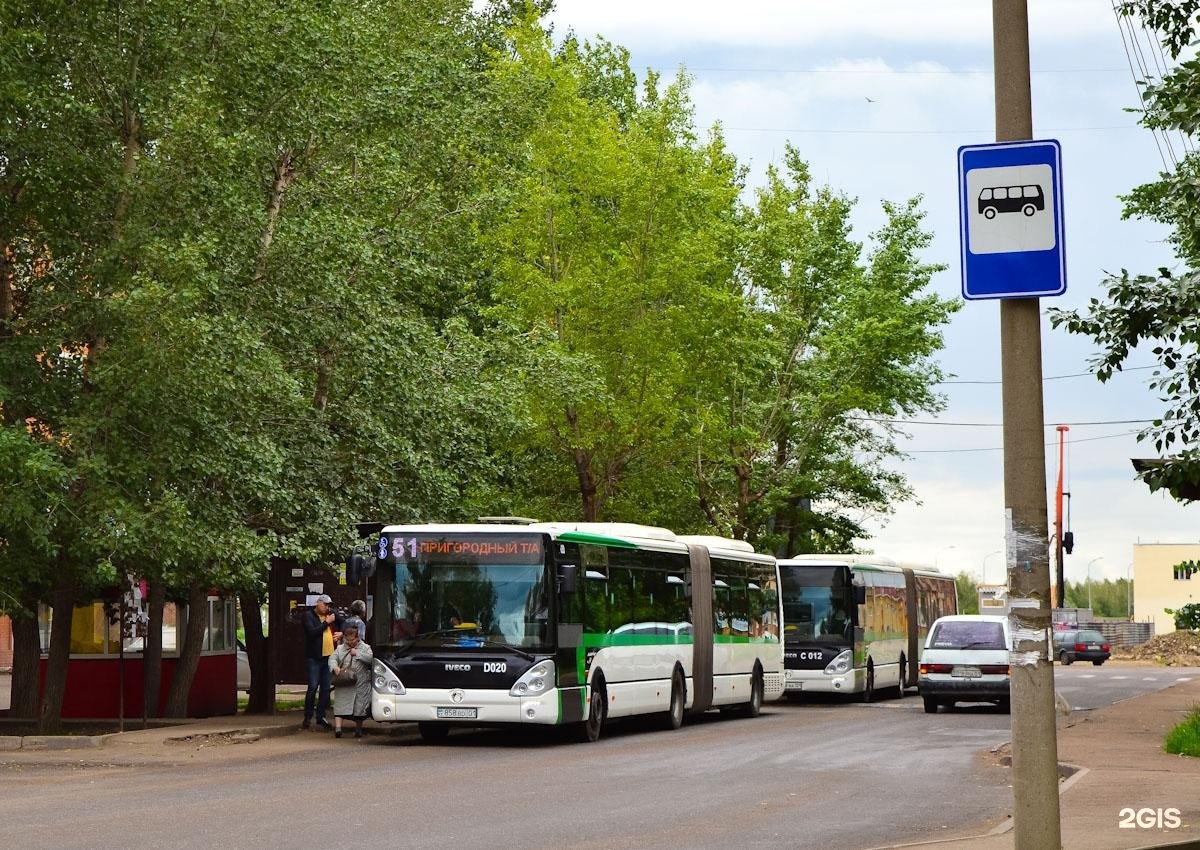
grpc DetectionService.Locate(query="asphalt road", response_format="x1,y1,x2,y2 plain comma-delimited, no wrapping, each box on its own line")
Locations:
0,661,1191,850
1051,662,1198,710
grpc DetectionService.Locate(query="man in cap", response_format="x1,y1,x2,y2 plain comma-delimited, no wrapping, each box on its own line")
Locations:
301,594,343,730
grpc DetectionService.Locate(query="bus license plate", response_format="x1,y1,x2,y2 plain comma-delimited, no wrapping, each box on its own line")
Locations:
951,666,981,678
436,707,478,719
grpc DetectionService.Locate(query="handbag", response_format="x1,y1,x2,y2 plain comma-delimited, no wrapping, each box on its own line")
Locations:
333,650,357,687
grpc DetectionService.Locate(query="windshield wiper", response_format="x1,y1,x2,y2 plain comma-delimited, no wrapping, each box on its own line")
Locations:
957,640,1003,649
399,627,534,660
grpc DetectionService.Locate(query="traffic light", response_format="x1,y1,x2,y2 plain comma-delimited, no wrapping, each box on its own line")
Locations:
1063,531,1075,554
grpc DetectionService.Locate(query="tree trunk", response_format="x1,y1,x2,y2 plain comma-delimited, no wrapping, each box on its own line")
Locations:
163,586,208,718
38,570,75,733
9,601,41,719
141,580,166,722
239,590,273,714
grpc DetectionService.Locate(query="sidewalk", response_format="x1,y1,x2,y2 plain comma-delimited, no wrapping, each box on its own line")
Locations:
894,678,1200,849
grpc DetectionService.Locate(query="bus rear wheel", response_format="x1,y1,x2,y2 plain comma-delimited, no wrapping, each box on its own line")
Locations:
1022,203,1036,216
577,677,607,743
417,722,450,743
859,662,875,703
663,669,685,730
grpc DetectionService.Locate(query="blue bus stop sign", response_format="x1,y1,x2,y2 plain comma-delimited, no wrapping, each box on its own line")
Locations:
958,139,1065,300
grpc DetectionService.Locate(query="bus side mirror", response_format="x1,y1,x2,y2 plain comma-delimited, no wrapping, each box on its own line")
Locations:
855,586,867,605
558,564,578,594
347,552,366,585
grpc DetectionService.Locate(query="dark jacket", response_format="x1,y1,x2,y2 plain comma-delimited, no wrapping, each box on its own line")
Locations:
303,609,344,660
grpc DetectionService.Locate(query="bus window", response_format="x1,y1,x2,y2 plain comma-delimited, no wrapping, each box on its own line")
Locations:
979,188,993,201
995,187,1008,200
1023,185,1039,198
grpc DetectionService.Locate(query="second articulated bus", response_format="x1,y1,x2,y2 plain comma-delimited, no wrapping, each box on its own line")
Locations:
353,522,784,742
778,554,957,701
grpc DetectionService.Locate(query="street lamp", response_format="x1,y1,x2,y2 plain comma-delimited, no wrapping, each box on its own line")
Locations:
935,545,957,571
982,549,1003,585
1086,556,1104,612
1126,561,1133,620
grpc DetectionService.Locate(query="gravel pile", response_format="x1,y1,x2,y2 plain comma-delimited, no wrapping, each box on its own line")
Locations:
1115,630,1200,666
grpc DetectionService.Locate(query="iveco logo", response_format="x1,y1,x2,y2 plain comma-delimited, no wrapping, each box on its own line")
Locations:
449,689,465,704
444,663,471,672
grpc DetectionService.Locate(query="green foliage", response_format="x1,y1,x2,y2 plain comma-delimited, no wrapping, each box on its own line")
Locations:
1164,706,1200,757
955,572,980,615
1050,4,1200,502
1165,602,1200,630
1062,578,1134,618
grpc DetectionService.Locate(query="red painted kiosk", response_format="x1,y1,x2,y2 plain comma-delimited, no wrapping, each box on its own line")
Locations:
36,592,237,719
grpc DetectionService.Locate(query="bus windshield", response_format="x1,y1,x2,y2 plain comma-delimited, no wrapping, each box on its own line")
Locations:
780,565,854,644
374,533,551,650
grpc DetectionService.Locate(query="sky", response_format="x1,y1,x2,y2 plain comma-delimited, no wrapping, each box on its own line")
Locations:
545,0,1198,585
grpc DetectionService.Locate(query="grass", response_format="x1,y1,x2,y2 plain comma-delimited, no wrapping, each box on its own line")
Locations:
1164,707,1200,757
236,695,307,713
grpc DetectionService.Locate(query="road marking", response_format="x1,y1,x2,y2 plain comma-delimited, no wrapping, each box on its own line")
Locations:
1142,677,1158,682
1110,675,1129,680
1178,677,1192,683
1076,674,1095,679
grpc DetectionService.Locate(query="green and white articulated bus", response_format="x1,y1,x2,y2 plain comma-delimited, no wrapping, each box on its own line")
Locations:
778,555,957,701
353,521,784,742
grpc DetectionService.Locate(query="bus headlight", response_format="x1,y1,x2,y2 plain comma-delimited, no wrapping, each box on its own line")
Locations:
824,650,853,676
373,660,406,695
510,660,555,697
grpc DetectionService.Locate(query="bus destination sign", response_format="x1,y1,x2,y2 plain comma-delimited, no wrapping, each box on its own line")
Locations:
378,533,544,564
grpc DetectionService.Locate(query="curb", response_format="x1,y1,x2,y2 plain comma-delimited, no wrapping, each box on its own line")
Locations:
0,733,111,751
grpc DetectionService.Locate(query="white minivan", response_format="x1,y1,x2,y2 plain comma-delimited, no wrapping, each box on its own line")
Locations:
918,615,1011,714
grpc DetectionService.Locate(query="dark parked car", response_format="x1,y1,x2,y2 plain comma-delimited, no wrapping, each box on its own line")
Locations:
1053,629,1111,666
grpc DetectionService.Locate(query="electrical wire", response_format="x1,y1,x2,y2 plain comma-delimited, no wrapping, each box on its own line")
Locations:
851,417,1167,427
1111,0,1173,171
723,124,1138,136
903,429,1140,454
936,364,1157,385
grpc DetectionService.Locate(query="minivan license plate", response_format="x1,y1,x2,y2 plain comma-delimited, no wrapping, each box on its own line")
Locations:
951,666,981,678
1087,644,1100,650
436,707,478,719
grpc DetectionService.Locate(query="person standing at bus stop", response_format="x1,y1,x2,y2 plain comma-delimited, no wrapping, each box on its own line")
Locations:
302,595,342,730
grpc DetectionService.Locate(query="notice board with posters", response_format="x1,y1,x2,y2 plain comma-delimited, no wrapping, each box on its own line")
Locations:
268,557,368,685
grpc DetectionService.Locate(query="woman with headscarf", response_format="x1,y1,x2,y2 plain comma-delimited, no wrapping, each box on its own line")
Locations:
328,622,374,739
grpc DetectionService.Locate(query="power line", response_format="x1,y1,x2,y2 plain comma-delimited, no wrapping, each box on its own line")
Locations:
853,417,1167,427
723,124,1138,136
905,429,1141,454
937,364,1158,385
654,66,1128,76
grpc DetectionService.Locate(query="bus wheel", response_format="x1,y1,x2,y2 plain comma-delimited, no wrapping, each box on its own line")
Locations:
1022,204,1036,216
577,676,607,743
896,655,907,699
735,667,764,718
859,662,875,703
417,722,450,743
663,669,686,731
983,206,997,219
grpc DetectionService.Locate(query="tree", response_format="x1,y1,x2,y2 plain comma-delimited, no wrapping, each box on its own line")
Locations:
1049,1,1200,502
1,0,532,722
955,572,980,615
489,23,744,522
687,148,957,552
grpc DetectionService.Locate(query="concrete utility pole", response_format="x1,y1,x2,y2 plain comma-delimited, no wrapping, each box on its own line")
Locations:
992,2,1062,848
